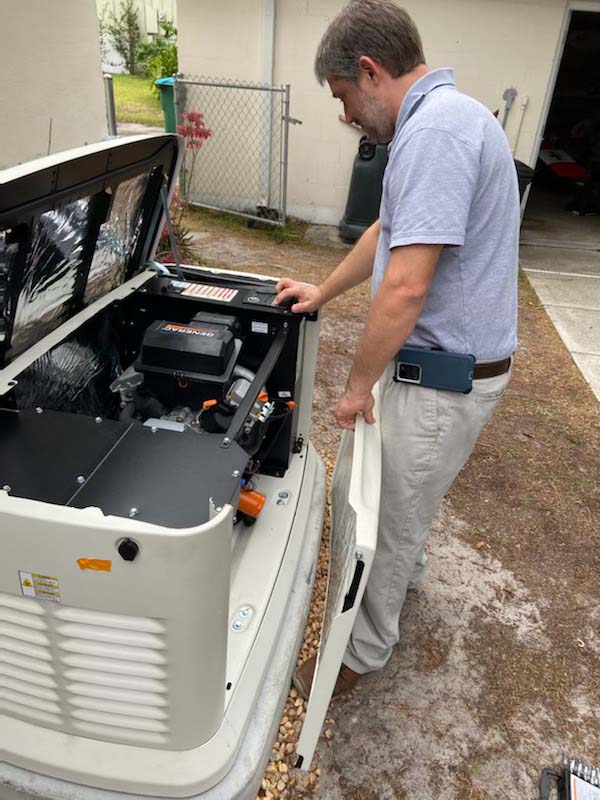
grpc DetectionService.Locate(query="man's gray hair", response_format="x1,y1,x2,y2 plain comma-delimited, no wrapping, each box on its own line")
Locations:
315,0,425,85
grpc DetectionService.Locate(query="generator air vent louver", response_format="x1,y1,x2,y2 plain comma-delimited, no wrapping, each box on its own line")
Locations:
0,593,61,727
55,607,170,745
0,595,170,747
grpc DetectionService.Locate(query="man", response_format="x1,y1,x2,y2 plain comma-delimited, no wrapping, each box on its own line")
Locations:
276,0,519,697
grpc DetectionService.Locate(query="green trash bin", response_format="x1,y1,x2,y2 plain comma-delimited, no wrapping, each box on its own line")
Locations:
155,77,176,133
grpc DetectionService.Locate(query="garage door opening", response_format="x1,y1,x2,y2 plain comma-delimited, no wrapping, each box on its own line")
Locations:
522,10,600,250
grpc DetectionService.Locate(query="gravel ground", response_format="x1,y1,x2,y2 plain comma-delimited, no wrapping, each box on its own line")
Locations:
183,209,600,800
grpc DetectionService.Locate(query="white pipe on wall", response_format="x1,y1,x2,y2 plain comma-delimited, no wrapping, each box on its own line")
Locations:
262,0,275,84
259,0,276,209
512,95,530,157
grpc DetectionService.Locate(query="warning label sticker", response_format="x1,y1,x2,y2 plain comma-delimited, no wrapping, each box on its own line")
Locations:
19,571,61,602
181,283,238,302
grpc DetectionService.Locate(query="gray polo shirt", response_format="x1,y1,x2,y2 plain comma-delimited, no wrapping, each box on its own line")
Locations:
372,68,519,362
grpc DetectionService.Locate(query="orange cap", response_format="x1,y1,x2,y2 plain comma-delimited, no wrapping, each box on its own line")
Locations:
202,399,218,409
258,391,269,403
238,489,266,519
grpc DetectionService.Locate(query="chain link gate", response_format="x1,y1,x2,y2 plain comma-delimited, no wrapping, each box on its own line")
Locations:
174,76,295,226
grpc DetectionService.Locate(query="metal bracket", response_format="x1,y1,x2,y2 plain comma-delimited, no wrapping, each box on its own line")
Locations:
221,326,288,448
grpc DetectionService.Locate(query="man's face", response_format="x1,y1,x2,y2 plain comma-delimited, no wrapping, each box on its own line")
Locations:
328,75,396,143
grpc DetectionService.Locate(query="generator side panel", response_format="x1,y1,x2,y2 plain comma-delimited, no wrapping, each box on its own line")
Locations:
0,497,232,753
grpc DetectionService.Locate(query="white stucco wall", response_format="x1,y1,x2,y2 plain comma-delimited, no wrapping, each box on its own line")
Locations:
178,0,263,81
178,0,598,225
0,0,107,170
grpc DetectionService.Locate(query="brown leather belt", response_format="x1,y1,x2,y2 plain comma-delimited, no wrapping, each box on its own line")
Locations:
473,357,512,380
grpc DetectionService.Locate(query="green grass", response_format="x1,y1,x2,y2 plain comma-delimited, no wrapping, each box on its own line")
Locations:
112,74,164,128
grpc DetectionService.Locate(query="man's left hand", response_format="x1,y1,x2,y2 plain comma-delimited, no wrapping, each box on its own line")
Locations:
334,388,375,430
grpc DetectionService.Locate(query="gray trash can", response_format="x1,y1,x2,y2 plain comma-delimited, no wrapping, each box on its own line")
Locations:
339,137,388,243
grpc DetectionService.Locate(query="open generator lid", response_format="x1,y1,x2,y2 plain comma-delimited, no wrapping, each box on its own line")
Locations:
0,134,181,364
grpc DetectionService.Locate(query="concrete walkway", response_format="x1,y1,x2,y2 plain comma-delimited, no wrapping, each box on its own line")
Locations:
116,121,164,137
521,189,600,402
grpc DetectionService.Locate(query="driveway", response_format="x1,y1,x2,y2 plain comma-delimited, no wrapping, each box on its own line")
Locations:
520,189,600,401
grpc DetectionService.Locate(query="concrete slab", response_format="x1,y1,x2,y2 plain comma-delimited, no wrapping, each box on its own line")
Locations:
521,238,600,252
522,188,600,245
117,122,164,137
524,273,600,310
571,353,600,400
571,353,600,402
543,305,600,354
519,243,600,277
521,225,600,400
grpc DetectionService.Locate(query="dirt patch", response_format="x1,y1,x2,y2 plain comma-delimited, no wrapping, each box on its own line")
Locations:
183,210,600,800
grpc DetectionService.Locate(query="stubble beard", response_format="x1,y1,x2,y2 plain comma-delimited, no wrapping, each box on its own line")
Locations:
359,95,395,143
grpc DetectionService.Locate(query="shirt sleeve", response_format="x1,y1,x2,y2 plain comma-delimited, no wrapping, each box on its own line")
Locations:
387,127,480,249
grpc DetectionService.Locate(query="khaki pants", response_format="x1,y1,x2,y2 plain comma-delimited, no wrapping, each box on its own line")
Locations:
344,362,510,674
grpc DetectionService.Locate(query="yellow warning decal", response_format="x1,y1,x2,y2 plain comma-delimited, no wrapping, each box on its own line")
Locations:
19,571,61,603
77,558,112,572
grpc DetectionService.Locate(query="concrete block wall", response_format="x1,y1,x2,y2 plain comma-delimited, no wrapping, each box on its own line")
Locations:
178,0,582,225
0,0,107,169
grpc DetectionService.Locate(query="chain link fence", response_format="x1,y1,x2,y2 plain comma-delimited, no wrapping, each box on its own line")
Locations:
174,76,292,226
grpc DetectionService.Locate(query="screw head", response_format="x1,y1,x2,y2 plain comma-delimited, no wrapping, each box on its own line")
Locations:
232,619,244,631
151,426,158,434
2,484,11,493
35,407,43,414
223,437,231,444
239,606,253,618
94,417,102,424
76,475,85,485
232,469,240,478
128,507,139,518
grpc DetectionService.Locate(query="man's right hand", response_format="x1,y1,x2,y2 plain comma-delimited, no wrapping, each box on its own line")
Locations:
274,278,324,314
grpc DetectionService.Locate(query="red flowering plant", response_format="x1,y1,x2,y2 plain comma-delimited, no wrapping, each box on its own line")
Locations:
177,111,213,201
155,113,212,263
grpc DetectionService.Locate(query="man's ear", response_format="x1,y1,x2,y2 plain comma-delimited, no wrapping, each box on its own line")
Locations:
358,55,384,85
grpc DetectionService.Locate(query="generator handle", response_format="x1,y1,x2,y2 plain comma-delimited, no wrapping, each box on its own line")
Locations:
221,326,288,448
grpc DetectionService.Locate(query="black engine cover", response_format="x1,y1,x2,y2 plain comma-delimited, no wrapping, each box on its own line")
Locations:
137,318,236,379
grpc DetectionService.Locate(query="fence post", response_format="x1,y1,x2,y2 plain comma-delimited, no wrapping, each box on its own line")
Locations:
281,84,291,224
173,73,185,198
104,74,117,138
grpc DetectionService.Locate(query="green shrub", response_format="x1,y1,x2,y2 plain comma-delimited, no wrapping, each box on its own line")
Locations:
137,21,178,91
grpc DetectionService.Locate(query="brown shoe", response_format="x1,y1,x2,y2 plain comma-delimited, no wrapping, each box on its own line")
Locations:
292,655,361,701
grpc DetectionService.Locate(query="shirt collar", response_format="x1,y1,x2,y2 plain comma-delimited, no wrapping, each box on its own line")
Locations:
393,67,456,140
